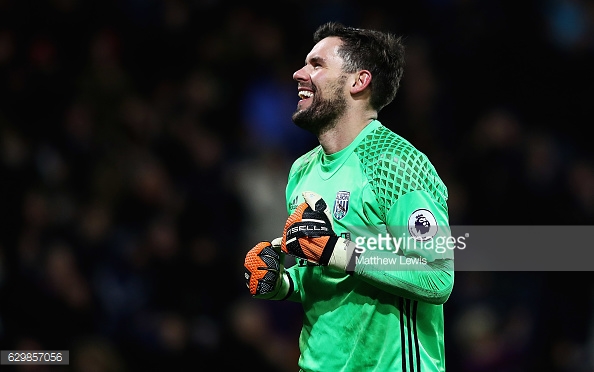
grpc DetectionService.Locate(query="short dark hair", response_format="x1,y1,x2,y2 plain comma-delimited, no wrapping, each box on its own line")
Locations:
313,22,405,113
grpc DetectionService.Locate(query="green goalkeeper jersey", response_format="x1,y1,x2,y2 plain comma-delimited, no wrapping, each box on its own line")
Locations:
284,120,454,372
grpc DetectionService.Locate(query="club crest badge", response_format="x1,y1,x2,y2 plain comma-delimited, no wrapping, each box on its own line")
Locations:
408,208,438,241
333,191,350,220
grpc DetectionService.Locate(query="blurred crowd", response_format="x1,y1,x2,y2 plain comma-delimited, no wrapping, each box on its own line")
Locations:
1,0,593,371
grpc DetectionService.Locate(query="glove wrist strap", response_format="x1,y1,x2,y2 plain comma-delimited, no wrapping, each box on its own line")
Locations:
328,237,358,272
267,272,294,301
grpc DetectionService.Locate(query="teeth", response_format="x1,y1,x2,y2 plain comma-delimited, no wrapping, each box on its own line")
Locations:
298,90,313,99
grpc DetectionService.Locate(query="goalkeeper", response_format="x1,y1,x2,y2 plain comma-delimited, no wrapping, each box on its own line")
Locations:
244,22,454,372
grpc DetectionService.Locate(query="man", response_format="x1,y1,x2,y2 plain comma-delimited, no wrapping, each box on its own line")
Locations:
244,22,454,371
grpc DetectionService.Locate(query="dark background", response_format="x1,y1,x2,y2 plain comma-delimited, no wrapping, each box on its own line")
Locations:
0,0,593,371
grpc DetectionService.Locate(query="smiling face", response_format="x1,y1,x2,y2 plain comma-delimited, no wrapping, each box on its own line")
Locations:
292,37,349,136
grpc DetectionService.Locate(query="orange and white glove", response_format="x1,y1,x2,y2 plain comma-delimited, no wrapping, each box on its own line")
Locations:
244,237,293,300
282,191,358,272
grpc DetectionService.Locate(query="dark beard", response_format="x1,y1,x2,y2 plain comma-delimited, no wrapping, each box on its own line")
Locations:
292,77,347,136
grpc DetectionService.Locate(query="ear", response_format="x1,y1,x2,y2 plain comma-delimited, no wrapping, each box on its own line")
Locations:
350,70,372,94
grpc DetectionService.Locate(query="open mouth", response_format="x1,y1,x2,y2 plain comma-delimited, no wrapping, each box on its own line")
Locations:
298,90,313,100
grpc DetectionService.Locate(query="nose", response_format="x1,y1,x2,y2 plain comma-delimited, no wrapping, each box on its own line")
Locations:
293,67,307,82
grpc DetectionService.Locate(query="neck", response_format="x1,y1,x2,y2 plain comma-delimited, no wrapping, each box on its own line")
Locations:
318,114,376,154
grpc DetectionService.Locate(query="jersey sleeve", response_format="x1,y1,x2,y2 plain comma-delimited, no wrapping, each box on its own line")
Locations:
352,136,454,304
352,190,454,303
352,190,455,304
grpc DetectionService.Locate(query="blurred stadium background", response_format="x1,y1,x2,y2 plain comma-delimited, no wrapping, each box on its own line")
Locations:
0,0,593,371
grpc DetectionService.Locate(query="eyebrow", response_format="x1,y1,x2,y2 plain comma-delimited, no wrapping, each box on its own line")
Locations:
306,56,325,66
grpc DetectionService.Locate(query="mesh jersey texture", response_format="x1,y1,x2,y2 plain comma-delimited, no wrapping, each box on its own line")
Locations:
354,124,448,221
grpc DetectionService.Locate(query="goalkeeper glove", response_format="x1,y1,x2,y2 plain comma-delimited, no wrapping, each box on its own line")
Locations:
244,237,293,300
282,191,359,272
